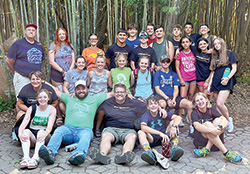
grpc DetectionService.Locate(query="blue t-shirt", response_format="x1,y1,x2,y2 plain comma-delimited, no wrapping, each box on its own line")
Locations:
7,38,45,77
153,70,179,96
130,46,157,69
64,69,88,93
105,43,133,70
99,97,147,129
125,38,140,49
141,110,173,133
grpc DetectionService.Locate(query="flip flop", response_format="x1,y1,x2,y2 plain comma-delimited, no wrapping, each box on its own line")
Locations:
152,149,170,170
28,158,39,169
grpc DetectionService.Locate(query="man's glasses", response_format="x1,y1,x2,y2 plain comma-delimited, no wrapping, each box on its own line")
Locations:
140,35,148,39
161,59,170,63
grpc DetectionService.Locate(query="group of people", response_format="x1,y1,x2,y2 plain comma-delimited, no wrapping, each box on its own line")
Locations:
6,21,242,169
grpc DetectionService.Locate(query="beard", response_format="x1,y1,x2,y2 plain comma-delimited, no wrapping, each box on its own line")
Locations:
75,91,88,100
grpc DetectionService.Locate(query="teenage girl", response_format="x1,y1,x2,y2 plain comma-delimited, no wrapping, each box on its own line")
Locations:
110,53,134,94
87,52,112,95
191,92,242,163
18,89,56,169
175,36,196,102
207,37,237,133
133,56,154,100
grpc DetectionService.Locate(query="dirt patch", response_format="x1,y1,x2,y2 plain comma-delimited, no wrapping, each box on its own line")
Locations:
0,82,250,135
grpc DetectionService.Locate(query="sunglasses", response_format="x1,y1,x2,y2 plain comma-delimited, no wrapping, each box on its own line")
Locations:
140,35,148,39
161,59,170,63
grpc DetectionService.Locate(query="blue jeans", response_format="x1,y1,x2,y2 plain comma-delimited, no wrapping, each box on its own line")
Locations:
47,125,93,155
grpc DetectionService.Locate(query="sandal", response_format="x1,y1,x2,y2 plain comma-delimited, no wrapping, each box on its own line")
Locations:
95,129,101,137
28,158,39,169
20,158,29,169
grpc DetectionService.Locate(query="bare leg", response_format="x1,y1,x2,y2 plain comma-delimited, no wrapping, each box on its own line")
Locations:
188,82,196,101
138,130,154,147
20,129,36,159
100,132,115,155
122,133,137,153
214,90,230,120
179,99,193,125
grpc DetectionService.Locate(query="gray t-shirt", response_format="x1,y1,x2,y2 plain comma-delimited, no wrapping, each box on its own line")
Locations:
49,43,74,71
64,69,88,93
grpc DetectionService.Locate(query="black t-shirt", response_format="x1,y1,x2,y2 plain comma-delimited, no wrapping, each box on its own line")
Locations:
130,46,157,69
169,38,180,72
190,33,201,53
105,43,133,70
18,83,58,107
191,108,221,150
192,49,211,82
99,97,147,129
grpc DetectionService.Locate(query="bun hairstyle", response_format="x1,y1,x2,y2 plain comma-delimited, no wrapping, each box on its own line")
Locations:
95,51,106,63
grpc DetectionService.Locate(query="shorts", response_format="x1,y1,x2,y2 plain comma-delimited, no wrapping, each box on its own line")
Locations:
50,68,64,83
157,95,183,110
13,72,30,98
197,81,205,87
102,127,137,145
184,80,196,85
150,134,163,147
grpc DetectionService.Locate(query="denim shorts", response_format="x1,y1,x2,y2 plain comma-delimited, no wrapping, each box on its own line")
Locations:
184,80,196,85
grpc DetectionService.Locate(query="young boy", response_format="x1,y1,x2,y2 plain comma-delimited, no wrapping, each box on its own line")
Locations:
138,96,184,165
125,23,140,49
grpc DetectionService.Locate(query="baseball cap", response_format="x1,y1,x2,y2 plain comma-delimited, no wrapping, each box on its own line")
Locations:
160,55,170,62
75,80,86,88
139,31,148,37
25,23,37,29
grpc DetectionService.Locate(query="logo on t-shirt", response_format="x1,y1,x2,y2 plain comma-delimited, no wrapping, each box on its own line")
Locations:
160,75,173,87
150,119,163,129
117,73,127,84
27,48,42,64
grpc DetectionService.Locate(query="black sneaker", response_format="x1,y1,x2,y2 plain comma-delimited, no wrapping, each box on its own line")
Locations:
114,151,135,164
88,147,111,165
68,153,85,165
39,145,55,165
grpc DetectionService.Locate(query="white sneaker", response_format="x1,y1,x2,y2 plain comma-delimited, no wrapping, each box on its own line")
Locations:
189,125,194,134
227,117,234,132
179,120,185,127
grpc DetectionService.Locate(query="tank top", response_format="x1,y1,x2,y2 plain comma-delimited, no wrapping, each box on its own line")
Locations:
88,69,108,95
30,105,52,130
153,39,168,66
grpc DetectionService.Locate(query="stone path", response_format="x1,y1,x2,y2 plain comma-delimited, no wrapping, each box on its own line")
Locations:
0,126,249,174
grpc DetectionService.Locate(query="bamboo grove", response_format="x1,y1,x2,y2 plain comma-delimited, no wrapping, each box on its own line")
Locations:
0,0,249,76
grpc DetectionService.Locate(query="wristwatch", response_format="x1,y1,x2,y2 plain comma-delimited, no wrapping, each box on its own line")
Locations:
172,124,178,128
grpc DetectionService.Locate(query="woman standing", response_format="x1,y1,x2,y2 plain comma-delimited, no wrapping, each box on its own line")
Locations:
208,37,237,132
49,28,75,89
82,34,104,72
87,52,112,95
18,89,56,169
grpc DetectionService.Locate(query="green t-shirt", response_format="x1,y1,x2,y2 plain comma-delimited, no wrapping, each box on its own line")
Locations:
61,93,107,128
111,67,132,94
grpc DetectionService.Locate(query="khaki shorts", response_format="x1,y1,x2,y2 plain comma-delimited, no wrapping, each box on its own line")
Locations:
13,72,30,98
102,127,137,144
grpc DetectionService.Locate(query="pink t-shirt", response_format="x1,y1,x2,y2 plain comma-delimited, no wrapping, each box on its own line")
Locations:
175,50,196,81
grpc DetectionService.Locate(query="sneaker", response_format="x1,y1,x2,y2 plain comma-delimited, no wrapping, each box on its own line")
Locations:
68,153,85,165
194,147,210,157
171,147,184,161
141,150,157,165
88,147,111,165
114,151,135,164
227,117,234,132
39,145,55,165
224,151,242,163
179,120,185,127
189,125,194,137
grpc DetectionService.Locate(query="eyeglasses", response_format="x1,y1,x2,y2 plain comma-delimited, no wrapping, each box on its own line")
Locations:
161,59,170,63
140,35,148,39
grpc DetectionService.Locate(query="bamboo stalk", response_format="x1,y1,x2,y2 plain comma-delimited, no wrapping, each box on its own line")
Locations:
67,0,73,44
142,0,148,30
8,0,18,38
72,0,76,50
81,0,85,48
107,0,112,45
36,0,39,41
27,0,33,22
22,0,28,24
85,0,90,42
19,0,25,35
76,0,80,54
51,0,58,30
115,0,118,42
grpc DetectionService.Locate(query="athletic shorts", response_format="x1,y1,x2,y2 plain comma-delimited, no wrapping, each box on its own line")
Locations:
184,80,196,85
197,81,205,87
158,95,183,110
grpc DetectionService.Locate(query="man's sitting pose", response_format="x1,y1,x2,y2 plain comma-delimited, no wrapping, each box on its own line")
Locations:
89,83,166,165
38,80,113,166
138,96,183,165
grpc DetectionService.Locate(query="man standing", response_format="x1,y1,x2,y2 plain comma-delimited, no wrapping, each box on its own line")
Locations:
184,22,201,51
146,23,156,45
130,31,157,70
105,29,133,70
150,25,174,71
39,80,114,166
89,83,167,165
6,23,45,97
125,23,140,49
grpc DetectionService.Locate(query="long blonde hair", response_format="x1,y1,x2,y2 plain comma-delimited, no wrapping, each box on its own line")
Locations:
210,37,228,70
192,92,212,109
